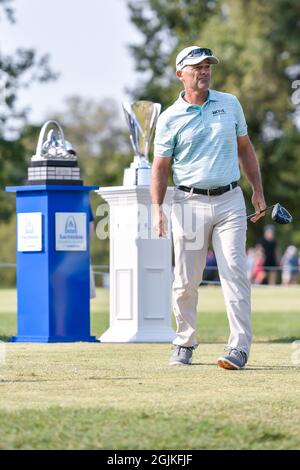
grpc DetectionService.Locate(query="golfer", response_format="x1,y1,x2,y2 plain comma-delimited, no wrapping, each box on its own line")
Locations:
151,46,266,369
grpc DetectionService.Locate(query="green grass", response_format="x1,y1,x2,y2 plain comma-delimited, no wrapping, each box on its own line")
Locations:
1,286,300,342
0,287,300,449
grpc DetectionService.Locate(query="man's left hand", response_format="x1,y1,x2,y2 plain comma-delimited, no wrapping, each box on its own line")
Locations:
250,191,266,223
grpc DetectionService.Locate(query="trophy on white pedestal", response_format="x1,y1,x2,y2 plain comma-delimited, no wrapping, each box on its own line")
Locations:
122,101,161,186
96,100,175,343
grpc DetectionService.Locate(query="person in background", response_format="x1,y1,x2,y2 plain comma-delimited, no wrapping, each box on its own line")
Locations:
281,245,299,286
251,244,266,285
259,225,279,285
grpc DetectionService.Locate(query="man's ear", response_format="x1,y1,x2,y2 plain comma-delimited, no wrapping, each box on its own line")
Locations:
176,70,184,81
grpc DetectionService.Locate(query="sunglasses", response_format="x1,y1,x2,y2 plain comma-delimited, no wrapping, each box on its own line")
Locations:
177,48,213,67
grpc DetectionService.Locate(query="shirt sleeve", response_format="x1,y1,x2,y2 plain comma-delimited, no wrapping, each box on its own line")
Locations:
234,96,248,137
153,114,175,157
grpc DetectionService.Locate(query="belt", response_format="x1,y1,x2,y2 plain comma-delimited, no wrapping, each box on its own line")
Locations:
177,181,238,196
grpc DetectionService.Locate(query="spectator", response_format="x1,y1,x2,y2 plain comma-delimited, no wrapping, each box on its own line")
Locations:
251,244,266,285
259,225,279,285
281,245,299,286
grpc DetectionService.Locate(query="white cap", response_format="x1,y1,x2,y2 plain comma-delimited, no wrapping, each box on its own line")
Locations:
176,46,219,71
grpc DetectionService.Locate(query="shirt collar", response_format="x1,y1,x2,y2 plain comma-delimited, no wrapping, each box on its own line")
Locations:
176,89,218,111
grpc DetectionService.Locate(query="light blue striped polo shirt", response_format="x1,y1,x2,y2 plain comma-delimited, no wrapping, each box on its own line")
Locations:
154,89,248,189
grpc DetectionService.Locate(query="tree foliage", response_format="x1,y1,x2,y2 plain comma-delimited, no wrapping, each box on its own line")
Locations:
0,0,57,220
128,0,300,246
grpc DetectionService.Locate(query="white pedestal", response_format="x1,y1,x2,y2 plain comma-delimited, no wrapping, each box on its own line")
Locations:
96,186,175,342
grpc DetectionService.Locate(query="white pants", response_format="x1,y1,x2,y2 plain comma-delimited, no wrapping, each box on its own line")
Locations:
171,185,252,356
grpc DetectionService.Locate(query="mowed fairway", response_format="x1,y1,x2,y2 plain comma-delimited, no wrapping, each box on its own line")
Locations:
0,287,300,449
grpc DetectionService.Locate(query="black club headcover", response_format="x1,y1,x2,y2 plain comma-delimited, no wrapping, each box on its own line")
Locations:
271,203,293,224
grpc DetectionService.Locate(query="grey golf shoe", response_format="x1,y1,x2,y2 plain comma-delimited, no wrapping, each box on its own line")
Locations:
217,348,247,370
169,345,194,366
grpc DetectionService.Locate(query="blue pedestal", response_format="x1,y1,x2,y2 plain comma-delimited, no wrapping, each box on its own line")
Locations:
5,185,99,343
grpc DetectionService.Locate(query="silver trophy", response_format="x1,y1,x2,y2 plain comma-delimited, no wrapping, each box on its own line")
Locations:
122,100,161,185
28,120,82,185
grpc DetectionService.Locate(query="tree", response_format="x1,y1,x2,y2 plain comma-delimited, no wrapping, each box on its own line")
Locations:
0,0,57,220
127,0,300,247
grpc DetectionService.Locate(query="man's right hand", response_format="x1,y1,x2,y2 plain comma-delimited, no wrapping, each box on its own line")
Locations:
250,191,266,223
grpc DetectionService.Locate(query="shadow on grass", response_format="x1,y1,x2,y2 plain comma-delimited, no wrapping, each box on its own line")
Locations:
1,336,299,344
0,379,49,383
199,338,300,344
245,365,300,371
0,335,12,342
269,336,300,343
187,363,299,371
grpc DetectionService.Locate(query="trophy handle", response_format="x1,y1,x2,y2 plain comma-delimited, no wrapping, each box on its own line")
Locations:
123,104,140,156
35,120,67,158
147,103,161,159
150,103,161,139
